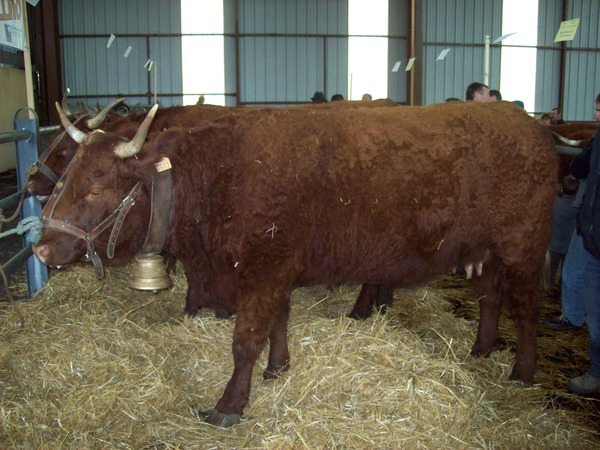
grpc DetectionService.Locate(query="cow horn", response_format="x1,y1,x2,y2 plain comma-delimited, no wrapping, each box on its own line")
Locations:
86,97,127,129
114,104,159,159
61,88,73,116
55,101,88,144
550,131,582,147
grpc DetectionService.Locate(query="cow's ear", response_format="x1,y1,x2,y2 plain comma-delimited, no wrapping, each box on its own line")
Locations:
120,149,159,183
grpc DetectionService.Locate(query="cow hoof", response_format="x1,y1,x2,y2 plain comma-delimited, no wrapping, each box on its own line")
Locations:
201,408,242,428
263,363,289,380
214,308,233,320
348,309,371,320
469,345,492,358
509,367,533,385
184,305,198,317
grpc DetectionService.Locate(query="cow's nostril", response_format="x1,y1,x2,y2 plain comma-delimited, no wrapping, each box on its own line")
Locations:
34,244,49,261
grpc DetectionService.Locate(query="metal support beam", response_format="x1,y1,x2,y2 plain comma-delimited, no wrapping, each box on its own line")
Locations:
13,109,48,297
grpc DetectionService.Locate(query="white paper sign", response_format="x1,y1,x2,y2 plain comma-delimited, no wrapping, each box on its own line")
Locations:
554,18,580,42
493,32,517,44
391,61,402,72
405,57,415,72
106,34,115,48
436,48,451,61
123,46,132,58
0,0,25,50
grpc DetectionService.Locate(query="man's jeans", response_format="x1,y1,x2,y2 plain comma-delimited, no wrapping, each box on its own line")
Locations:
583,250,600,377
561,231,586,326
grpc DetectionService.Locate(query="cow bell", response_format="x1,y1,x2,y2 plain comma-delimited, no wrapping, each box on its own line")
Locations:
128,253,172,291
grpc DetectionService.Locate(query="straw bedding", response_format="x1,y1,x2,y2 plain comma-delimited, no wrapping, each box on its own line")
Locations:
0,263,598,449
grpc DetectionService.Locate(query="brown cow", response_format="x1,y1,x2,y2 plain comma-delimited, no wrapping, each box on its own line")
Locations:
32,101,557,427
28,100,396,319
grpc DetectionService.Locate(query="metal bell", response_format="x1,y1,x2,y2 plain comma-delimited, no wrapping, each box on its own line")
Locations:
128,253,172,291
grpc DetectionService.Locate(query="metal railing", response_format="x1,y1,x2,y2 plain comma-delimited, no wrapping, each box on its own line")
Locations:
0,108,48,298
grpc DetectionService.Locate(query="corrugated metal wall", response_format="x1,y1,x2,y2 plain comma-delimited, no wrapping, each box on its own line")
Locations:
56,0,598,115
562,0,600,121
388,0,408,103
226,0,349,105
60,0,405,109
59,0,183,108
420,0,503,105
535,0,563,115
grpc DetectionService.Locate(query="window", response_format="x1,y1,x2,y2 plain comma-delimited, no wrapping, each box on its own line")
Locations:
181,0,225,106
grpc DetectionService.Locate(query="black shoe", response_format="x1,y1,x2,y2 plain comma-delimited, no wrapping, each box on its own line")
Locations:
544,315,582,331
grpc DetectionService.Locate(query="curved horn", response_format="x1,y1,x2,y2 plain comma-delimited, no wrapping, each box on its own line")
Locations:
61,88,72,116
55,101,88,144
114,104,159,159
550,131,583,147
86,97,127,129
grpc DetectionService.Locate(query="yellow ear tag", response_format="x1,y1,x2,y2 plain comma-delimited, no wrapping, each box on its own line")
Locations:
154,157,172,173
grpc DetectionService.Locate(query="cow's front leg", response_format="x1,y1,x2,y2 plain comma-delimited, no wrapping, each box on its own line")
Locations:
204,291,283,427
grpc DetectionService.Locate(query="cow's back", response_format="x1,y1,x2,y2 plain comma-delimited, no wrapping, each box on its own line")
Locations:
221,101,557,286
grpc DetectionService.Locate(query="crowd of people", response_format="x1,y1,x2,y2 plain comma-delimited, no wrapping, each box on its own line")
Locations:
544,93,600,395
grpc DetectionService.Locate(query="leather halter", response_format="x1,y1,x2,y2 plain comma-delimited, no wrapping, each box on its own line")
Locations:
42,172,143,279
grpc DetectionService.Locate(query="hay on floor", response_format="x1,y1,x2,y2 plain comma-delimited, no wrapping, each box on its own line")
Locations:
0,263,598,449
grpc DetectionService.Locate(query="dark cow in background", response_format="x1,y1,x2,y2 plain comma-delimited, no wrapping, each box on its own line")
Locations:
28,98,399,201
33,101,557,427
27,101,240,202
548,122,597,182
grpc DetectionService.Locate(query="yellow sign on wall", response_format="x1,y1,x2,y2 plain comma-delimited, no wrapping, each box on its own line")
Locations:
554,18,580,43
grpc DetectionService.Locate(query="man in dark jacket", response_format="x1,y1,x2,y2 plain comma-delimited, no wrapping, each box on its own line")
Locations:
566,92,600,395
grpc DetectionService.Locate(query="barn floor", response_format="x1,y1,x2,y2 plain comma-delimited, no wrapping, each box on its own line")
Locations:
0,168,598,448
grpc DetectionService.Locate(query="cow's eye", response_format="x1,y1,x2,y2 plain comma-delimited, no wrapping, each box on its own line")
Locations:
86,186,103,200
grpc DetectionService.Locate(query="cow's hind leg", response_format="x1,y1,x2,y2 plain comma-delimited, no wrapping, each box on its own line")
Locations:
348,284,379,319
348,283,394,319
263,299,291,380
375,284,394,314
204,288,288,427
470,263,502,358
504,271,540,383
470,261,539,384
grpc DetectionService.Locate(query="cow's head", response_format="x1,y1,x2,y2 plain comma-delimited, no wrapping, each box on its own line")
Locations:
27,98,127,203
32,103,159,274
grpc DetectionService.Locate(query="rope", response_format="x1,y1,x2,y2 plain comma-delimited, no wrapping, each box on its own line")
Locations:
0,166,32,226
0,167,37,329
0,216,43,244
